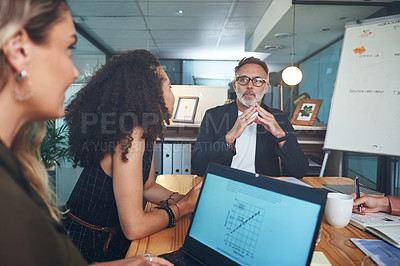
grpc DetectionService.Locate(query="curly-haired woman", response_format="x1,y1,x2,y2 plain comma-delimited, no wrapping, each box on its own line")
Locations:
63,49,201,263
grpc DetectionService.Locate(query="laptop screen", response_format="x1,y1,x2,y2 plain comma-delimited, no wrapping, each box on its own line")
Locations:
186,164,326,266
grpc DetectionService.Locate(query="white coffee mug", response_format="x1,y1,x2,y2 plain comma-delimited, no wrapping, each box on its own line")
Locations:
324,192,353,228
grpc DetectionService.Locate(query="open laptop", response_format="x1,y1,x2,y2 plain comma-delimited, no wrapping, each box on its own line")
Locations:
161,163,327,265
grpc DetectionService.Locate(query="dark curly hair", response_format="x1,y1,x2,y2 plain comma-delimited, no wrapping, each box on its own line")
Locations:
65,49,170,167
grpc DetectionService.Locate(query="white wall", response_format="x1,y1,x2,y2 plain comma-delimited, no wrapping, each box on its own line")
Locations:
171,85,228,123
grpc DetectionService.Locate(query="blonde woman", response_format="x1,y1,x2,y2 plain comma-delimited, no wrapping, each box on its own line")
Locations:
0,0,171,265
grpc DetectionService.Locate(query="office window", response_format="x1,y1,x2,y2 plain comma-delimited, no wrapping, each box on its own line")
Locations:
343,152,378,190
71,32,106,84
342,153,400,196
160,59,182,85
181,60,236,87
395,160,400,197
298,40,342,124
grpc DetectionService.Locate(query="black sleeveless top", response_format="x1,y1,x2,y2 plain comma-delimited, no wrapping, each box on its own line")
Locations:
62,141,153,263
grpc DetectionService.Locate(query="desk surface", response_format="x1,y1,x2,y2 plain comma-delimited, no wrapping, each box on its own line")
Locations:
126,175,376,265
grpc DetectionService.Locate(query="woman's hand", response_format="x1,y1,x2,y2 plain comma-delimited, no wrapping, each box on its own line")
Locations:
178,181,203,214
350,193,390,214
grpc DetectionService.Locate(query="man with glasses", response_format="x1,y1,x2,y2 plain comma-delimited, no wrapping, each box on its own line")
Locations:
192,57,308,178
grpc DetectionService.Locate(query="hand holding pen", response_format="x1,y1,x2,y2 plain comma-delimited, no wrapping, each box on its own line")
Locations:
351,176,392,214
351,193,391,214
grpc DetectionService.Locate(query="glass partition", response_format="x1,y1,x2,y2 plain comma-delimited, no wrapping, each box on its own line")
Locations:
298,40,342,124
72,32,106,84
55,32,106,205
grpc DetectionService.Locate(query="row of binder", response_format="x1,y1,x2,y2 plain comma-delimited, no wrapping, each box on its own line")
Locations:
154,143,192,177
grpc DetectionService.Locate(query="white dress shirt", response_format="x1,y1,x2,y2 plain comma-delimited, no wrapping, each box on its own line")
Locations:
230,110,257,173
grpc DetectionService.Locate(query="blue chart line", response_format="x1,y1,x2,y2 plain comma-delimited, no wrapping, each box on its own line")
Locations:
224,199,265,259
230,210,260,234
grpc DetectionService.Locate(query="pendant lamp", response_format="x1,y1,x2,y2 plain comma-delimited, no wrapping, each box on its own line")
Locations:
282,5,302,86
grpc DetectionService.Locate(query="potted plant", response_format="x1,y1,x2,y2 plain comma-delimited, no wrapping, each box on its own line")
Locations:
40,120,69,187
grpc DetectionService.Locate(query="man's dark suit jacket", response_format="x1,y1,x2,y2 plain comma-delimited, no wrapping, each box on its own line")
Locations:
191,102,308,178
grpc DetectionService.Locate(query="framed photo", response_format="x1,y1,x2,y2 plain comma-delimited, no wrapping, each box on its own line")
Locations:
291,99,323,126
172,97,199,123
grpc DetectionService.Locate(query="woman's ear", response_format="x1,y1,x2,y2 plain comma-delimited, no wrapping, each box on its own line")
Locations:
1,29,30,74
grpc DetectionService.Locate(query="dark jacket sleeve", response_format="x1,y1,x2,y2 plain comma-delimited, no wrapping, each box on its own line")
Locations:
274,111,309,178
191,109,234,176
0,146,88,266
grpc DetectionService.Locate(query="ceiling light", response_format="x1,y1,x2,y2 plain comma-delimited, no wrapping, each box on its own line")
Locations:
264,45,284,51
176,10,184,15
274,32,293,39
282,66,303,86
282,5,303,87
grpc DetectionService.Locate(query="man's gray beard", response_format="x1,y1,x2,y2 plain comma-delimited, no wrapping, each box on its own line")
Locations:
237,90,264,108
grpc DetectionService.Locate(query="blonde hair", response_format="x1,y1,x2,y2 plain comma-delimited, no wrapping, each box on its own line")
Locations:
11,122,60,220
0,0,68,221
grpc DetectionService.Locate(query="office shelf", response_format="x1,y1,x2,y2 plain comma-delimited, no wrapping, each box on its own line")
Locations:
156,122,328,177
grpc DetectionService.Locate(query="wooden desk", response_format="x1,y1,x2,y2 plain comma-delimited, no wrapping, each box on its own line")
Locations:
126,175,203,257
302,177,376,265
126,175,376,265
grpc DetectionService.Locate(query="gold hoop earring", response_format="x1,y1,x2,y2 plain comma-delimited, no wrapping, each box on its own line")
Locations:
14,69,32,101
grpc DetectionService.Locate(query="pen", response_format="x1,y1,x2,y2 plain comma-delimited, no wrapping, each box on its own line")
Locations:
354,176,362,212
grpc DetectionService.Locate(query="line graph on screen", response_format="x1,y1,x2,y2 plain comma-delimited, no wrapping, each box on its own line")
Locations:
224,199,265,258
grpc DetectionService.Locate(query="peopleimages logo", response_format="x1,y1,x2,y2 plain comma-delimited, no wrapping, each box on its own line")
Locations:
81,112,164,134
79,111,287,134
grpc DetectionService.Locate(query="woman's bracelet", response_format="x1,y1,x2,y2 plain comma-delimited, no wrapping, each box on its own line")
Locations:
173,203,181,220
160,191,178,207
157,205,176,228
225,137,236,152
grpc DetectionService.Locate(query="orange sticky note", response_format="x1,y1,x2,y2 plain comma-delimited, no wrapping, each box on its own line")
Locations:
353,46,366,55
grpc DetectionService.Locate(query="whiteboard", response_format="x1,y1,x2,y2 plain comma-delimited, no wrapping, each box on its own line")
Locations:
324,14,400,157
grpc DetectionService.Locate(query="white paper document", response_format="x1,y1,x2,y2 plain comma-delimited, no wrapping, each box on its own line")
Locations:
351,212,400,227
350,213,400,248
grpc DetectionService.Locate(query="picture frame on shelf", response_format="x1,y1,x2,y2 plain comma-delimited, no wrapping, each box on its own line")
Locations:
291,99,323,126
172,96,199,123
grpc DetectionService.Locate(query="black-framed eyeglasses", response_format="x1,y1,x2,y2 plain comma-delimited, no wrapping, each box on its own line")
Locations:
236,76,267,87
